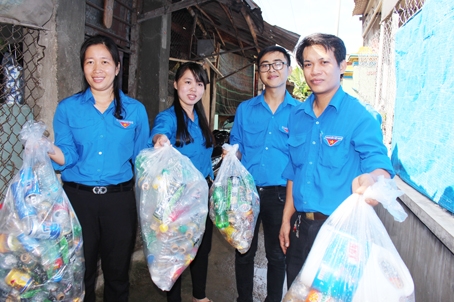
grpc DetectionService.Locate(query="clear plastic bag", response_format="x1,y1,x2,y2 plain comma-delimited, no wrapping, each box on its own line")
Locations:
135,144,208,291
283,176,415,302
0,121,85,301
209,143,260,254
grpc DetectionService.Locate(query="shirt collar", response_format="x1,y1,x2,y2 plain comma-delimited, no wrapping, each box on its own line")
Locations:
81,88,126,105
251,89,299,108
297,86,345,115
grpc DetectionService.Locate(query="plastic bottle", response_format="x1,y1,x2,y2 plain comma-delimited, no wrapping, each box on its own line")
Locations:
34,162,61,201
0,253,18,271
40,241,63,281
212,183,229,229
227,176,239,211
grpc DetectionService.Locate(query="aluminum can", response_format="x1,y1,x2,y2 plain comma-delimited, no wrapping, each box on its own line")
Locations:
30,221,61,240
4,268,33,293
20,167,41,205
16,233,43,257
11,182,37,220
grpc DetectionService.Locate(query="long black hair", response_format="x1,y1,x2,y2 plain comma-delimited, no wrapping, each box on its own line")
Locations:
173,62,213,148
80,35,124,119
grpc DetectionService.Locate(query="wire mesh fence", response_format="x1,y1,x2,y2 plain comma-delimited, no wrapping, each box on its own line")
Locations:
354,0,426,149
0,23,44,202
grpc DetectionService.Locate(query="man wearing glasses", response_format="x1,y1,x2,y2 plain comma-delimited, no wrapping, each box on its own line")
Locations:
229,45,300,302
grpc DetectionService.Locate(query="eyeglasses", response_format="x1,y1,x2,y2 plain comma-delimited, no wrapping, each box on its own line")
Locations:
258,61,287,72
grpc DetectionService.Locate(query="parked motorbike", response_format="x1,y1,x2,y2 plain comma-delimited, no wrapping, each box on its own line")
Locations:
211,129,230,176
211,116,234,176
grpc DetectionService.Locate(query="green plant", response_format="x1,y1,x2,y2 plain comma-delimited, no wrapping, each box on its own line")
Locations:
288,66,311,101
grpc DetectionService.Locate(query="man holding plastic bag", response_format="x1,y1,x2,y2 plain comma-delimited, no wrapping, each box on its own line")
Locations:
229,46,300,302
279,33,395,292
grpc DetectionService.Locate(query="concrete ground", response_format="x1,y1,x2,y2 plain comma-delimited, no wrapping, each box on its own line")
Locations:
96,225,286,302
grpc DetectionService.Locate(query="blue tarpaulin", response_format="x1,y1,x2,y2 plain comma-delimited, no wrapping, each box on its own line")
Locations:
392,0,454,213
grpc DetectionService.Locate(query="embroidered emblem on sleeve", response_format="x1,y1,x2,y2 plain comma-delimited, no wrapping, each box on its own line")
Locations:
324,135,343,146
282,126,289,133
118,120,133,128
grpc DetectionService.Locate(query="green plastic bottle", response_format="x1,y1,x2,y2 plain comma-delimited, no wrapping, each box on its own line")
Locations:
213,183,229,229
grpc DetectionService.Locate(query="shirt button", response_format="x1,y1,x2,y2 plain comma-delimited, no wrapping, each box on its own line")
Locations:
100,135,104,138
265,147,268,150
309,162,313,165
312,141,316,145
98,152,102,155
316,121,319,124
269,132,272,135
307,181,311,184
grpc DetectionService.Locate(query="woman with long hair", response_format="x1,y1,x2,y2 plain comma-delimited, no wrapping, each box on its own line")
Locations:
49,34,150,302
151,62,214,302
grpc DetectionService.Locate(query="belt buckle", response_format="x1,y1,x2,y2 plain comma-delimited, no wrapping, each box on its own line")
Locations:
93,186,107,194
305,212,315,220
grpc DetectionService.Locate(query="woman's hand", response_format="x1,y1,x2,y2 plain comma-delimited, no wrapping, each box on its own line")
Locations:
153,134,170,148
47,143,65,165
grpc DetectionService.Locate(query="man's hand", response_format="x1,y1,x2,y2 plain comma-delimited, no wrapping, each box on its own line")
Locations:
279,222,291,254
352,169,390,206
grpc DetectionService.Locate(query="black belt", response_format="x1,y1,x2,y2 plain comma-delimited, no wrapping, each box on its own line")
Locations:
64,179,134,194
257,185,284,190
301,211,329,221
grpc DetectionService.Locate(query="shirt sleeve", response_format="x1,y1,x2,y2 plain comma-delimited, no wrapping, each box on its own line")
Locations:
353,110,395,178
229,103,244,154
282,160,295,181
150,110,176,144
133,103,150,163
51,101,79,171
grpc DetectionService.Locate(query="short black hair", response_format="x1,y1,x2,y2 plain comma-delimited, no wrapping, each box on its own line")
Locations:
295,33,346,67
257,45,291,66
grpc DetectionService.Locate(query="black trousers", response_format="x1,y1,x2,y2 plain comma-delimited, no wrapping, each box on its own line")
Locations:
166,215,213,302
235,186,286,302
285,212,326,289
64,184,137,302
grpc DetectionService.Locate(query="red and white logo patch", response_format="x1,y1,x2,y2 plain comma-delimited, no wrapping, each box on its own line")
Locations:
118,120,133,128
324,135,343,146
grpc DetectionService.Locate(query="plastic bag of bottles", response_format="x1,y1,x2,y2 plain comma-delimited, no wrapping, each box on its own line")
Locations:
209,143,260,254
0,121,85,301
135,144,209,291
283,176,415,302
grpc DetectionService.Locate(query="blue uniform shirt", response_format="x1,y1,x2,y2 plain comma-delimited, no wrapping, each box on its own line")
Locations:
149,107,214,179
283,86,395,215
52,88,150,186
229,90,300,186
